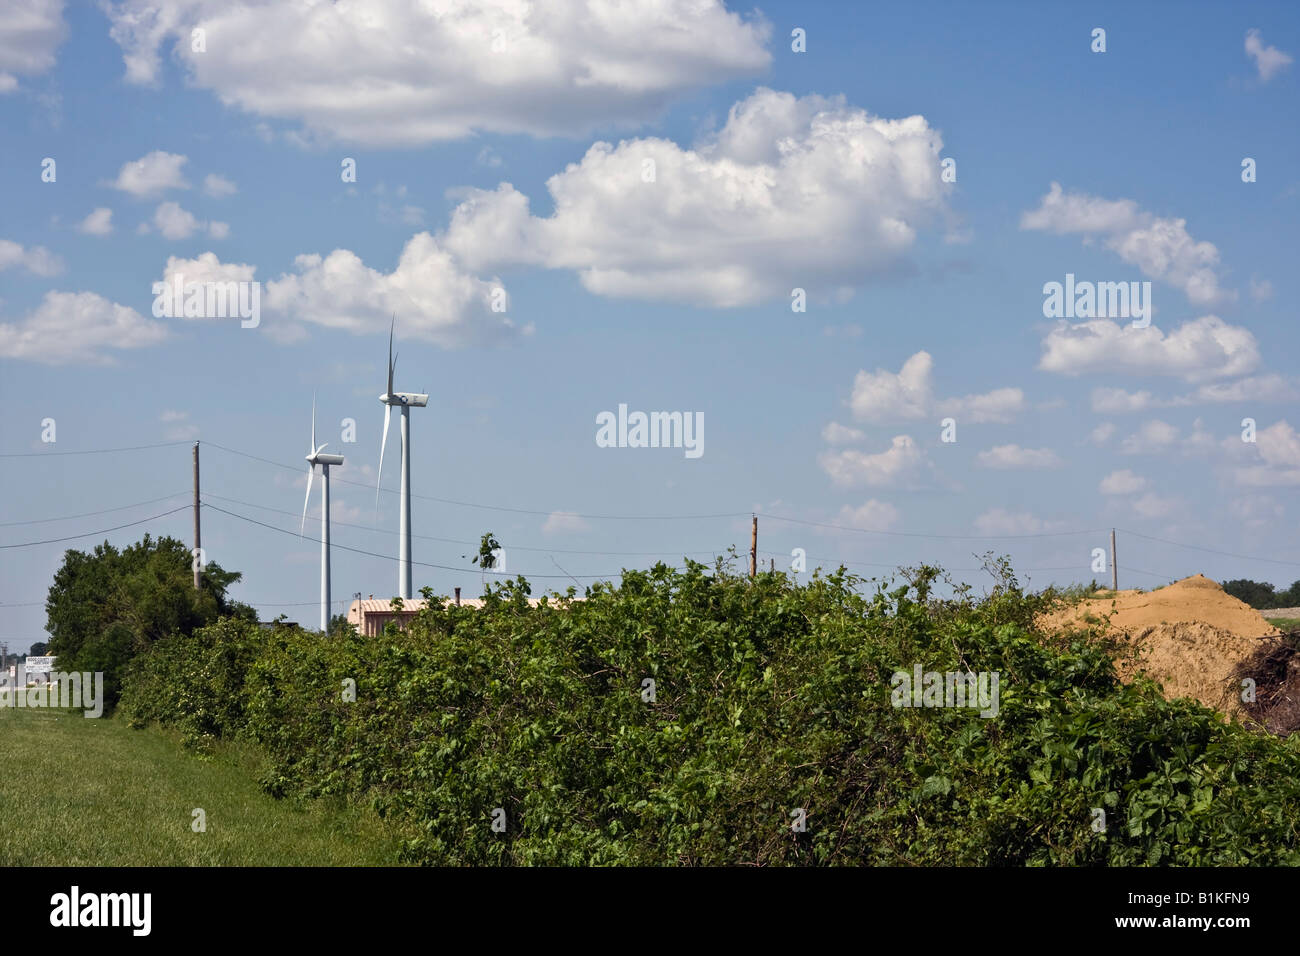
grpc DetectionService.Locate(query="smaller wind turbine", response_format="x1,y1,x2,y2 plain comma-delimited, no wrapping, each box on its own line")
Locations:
301,394,344,632
376,318,428,600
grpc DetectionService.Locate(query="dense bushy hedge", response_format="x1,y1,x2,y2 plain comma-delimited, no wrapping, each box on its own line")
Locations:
121,561,1300,865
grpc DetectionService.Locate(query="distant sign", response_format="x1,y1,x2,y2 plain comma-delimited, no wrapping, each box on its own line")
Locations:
25,656,55,674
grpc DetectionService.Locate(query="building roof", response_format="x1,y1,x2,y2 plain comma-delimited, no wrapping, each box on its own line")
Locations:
345,595,564,636
346,595,554,617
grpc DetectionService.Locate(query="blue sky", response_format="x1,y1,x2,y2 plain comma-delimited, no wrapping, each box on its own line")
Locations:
2,0,1298,650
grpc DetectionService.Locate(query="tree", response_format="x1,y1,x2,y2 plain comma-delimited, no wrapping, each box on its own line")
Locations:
326,614,355,638
1222,579,1280,609
45,534,252,705
28,642,48,656
469,532,501,589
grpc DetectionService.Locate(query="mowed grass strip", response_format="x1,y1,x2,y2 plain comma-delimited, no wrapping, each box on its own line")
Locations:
0,708,409,866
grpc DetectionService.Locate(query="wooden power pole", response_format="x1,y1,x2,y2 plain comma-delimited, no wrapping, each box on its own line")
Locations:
750,515,757,579
193,442,202,590
1110,528,1117,591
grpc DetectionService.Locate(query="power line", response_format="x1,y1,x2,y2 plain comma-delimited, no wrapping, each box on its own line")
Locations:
0,440,192,458
1117,527,1300,569
202,502,666,579
193,440,1300,567
4,434,1296,574
753,548,1095,575
0,492,189,527
200,491,731,557
1124,566,1179,581
0,506,191,549
755,511,1104,540
201,440,745,521
238,598,354,608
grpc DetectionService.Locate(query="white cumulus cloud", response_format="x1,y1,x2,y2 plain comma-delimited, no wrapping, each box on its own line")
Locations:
846,350,1024,424
1245,28,1293,83
442,88,953,306
263,232,528,347
1099,469,1148,495
821,422,865,445
829,500,901,532
143,201,228,240
1090,422,1116,445
1022,182,1232,306
112,150,189,197
818,434,931,489
972,508,1067,536
975,445,1062,470
1119,418,1215,456
1039,316,1259,383
76,207,115,236
1233,420,1300,487
0,0,66,92
542,511,591,535
202,173,237,197
104,0,772,145
0,238,63,276
0,290,169,364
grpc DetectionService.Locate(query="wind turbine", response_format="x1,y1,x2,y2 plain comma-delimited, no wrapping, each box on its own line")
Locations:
376,319,428,600
301,395,344,632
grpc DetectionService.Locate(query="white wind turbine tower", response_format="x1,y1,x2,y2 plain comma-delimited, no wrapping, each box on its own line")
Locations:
301,395,345,632
376,319,428,600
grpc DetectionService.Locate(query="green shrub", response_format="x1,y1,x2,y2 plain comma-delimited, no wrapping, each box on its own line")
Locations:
121,561,1300,865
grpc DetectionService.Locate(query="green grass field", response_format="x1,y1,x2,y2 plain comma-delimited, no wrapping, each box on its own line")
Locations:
1267,617,1300,632
0,707,408,866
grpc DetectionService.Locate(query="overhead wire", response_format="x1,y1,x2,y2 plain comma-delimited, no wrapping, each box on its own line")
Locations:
202,440,744,521
0,506,191,549
0,436,1290,588
202,502,671,579
0,440,193,458
199,491,728,557
0,492,190,527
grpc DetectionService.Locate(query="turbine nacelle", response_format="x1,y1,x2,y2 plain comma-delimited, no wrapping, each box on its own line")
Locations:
302,396,344,537
379,392,429,407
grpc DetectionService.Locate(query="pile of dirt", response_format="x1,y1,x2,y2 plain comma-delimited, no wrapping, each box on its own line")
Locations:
1040,574,1282,720
1040,574,1281,637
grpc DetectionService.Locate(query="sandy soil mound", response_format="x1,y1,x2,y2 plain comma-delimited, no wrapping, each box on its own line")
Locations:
1040,574,1280,717
1040,573,1280,638
1118,622,1270,718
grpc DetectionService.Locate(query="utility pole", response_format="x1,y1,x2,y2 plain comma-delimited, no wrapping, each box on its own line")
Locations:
750,515,757,579
193,442,202,590
1110,528,1118,591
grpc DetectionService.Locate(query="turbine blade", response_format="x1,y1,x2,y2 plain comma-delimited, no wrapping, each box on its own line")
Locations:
376,403,391,510
301,464,315,537
387,318,395,397
310,391,317,454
